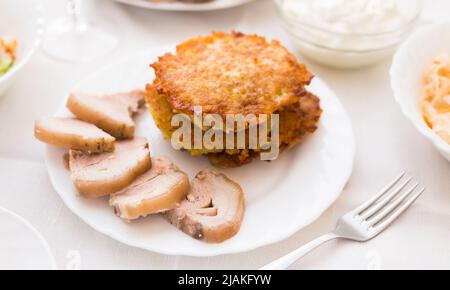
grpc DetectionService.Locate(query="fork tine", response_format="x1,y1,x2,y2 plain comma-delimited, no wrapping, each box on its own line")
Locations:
372,187,424,234
355,172,406,214
360,176,412,220
367,183,419,226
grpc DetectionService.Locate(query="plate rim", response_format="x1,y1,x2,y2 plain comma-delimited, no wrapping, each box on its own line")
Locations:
112,0,257,12
44,50,355,257
0,206,57,269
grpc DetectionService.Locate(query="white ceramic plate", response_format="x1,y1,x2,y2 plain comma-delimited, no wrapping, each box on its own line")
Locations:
0,207,56,270
0,0,43,96
112,0,256,11
391,23,450,162
45,49,354,256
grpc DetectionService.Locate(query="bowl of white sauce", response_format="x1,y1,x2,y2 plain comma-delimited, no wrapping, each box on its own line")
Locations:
275,0,422,69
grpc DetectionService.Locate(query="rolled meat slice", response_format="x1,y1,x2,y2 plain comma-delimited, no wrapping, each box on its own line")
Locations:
69,138,152,198
67,89,145,139
165,169,245,243
34,117,115,153
110,156,189,221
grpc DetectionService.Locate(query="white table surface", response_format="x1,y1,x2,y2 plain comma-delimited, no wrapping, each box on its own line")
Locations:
0,0,449,270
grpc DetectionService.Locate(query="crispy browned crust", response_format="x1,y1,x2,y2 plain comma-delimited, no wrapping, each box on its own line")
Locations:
279,91,322,149
151,31,313,118
147,85,322,168
146,84,175,140
206,149,256,168
205,92,322,168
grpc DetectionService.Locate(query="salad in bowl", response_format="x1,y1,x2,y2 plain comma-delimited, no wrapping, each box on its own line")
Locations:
0,0,43,96
0,39,17,77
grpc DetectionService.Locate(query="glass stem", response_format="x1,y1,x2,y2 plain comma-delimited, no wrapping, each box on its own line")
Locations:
67,0,87,31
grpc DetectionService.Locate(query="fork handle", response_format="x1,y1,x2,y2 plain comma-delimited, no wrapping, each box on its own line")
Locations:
260,233,339,270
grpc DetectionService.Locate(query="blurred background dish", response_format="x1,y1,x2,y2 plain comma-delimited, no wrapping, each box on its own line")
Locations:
275,0,422,69
0,0,43,96
112,0,256,11
391,23,450,162
0,39,17,77
0,207,56,270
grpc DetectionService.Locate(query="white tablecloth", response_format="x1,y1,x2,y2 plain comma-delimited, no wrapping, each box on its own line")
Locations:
0,0,448,270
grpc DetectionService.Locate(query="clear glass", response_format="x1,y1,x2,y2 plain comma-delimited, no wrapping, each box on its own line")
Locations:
42,0,119,63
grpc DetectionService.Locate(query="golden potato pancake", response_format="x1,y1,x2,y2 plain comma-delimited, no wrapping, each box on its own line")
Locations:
279,91,322,149
147,32,321,168
151,31,313,117
205,92,322,168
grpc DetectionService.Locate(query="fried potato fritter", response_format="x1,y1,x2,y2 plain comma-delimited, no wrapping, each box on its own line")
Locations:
147,32,321,168
205,91,322,167
151,31,313,117
279,91,322,149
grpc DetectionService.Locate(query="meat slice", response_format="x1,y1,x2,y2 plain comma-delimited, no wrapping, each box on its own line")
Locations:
34,117,115,152
69,138,152,198
110,156,189,221
67,89,145,139
165,169,245,243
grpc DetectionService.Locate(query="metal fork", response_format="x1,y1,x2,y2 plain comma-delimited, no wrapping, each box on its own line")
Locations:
261,173,425,270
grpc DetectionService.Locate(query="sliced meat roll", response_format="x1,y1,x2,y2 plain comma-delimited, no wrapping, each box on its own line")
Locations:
69,138,151,198
34,117,115,152
67,89,145,139
110,156,189,221
165,169,245,243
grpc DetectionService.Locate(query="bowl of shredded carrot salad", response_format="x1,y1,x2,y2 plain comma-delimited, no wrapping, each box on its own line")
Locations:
422,53,450,145
391,23,450,162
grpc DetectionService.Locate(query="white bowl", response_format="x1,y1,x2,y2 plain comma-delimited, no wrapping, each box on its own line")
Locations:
0,0,44,96
275,0,421,69
391,23,450,161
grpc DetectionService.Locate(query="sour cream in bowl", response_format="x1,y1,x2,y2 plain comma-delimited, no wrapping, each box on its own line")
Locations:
0,0,44,96
275,0,422,68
